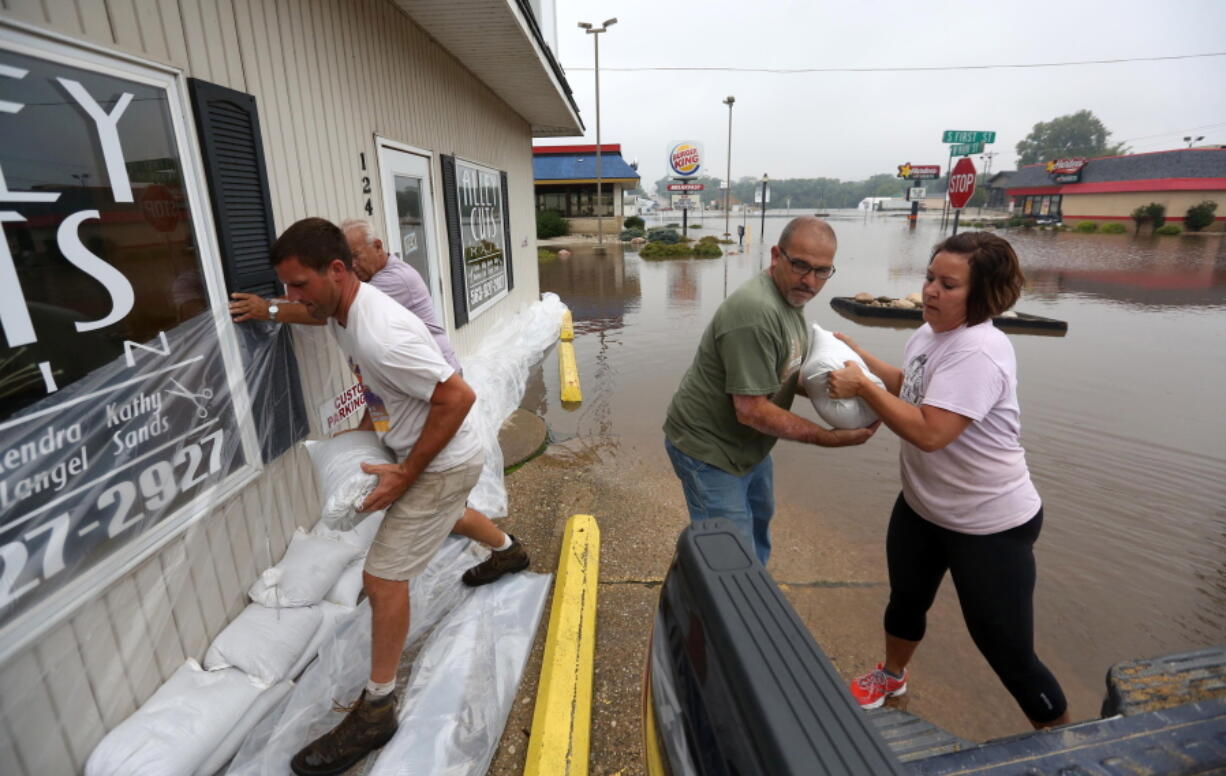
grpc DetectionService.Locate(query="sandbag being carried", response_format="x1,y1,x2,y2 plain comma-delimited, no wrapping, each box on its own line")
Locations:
801,323,884,429
304,431,394,530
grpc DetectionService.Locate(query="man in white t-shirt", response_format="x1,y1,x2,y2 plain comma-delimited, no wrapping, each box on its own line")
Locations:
270,218,527,776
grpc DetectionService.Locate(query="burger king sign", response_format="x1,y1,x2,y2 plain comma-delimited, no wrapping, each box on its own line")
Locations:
668,141,704,179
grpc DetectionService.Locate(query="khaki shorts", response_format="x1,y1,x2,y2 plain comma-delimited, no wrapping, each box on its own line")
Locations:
364,452,484,581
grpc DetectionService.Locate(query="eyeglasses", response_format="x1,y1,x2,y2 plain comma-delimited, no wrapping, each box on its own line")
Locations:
780,248,836,279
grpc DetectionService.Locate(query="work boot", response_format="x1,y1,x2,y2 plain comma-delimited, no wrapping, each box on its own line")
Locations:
290,690,398,776
462,535,530,586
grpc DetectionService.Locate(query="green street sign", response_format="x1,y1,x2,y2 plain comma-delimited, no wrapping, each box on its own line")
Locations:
951,141,984,156
943,130,996,144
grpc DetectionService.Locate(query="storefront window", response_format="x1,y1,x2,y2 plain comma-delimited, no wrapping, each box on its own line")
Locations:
0,31,254,637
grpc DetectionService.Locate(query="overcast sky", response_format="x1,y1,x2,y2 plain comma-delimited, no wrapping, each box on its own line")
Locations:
540,0,1226,186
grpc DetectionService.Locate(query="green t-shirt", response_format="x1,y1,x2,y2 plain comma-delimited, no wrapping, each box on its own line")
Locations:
664,271,810,475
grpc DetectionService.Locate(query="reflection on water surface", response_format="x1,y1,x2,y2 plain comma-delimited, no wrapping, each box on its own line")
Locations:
535,212,1226,693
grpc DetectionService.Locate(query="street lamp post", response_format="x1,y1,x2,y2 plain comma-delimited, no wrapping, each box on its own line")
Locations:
723,95,735,237
1184,135,1204,148
579,18,618,247
759,173,768,242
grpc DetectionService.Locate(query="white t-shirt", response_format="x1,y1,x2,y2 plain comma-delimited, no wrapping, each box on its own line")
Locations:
898,321,1040,534
328,284,481,471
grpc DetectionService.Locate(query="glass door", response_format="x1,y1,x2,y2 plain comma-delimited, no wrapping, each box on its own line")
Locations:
376,142,442,316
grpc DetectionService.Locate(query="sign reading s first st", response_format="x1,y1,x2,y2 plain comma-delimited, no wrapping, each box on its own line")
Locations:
943,130,996,144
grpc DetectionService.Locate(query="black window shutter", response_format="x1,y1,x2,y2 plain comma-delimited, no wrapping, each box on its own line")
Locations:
187,78,279,297
440,154,468,328
500,170,514,292
187,78,306,462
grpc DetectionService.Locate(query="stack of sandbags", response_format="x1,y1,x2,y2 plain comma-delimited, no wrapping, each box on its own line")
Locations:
87,434,395,775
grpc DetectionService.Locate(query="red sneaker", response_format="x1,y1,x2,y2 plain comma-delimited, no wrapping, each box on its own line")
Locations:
849,663,908,709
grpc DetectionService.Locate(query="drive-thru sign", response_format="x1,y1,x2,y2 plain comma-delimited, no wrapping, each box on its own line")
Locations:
947,156,977,210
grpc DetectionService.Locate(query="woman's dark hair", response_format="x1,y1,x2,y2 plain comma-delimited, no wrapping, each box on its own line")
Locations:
270,217,352,271
929,231,1024,326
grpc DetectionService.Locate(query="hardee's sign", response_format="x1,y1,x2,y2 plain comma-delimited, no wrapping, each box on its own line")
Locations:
668,141,703,178
1046,158,1088,182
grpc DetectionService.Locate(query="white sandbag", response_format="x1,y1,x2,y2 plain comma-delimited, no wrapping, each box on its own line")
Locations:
248,528,362,608
85,660,264,776
326,558,365,607
204,603,323,685
304,431,394,530
314,508,385,551
193,680,293,776
801,323,885,429
287,601,357,681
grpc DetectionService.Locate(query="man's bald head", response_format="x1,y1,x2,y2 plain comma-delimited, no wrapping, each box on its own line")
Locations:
778,216,837,254
769,216,838,308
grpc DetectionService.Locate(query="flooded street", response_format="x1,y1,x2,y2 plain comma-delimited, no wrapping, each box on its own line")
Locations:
526,212,1226,741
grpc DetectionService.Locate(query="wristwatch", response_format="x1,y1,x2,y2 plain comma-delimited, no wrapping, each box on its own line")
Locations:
268,302,280,322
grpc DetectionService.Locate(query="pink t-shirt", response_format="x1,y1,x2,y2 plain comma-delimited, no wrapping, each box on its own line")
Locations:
898,322,1041,534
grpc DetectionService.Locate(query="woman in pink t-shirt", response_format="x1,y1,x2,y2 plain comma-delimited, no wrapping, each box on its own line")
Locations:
827,231,1069,729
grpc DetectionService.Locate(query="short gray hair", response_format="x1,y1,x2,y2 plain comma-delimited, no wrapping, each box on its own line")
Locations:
340,218,378,245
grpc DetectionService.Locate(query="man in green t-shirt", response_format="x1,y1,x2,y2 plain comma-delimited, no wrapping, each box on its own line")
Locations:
664,217,877,565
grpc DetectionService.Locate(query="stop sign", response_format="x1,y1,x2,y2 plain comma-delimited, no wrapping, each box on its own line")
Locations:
139,184,180,232
947,157,977,210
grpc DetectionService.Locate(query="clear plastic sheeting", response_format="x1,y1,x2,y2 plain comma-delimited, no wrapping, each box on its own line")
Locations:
225,536,551,775
463,292,568,517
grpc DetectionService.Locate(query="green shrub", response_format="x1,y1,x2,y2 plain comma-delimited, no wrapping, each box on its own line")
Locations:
639,240,722,260
536,209,569,239
1155,224,1182,235
665,223,680,228
646,227,680,244
1075,221,1099,233
538,247,559,261
1100,222,1127,234
619,227,645,240
688,223,702,229
1006,215,1037,228
1132,203,1168,233
639,241,690,259
623,215,645,230
1185,201,1218,232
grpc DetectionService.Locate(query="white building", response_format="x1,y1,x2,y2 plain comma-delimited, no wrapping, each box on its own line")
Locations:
0,3,581,773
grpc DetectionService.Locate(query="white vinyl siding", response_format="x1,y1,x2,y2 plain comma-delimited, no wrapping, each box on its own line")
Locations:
0,1,545,771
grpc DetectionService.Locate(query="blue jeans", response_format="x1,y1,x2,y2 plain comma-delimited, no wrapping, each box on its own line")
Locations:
664,437,775,566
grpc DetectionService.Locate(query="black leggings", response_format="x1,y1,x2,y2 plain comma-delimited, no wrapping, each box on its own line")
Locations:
884,493,1067,724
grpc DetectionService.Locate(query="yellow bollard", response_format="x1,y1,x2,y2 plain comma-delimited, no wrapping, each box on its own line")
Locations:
558,341,582,403
560,309,574,341
524,514,601,776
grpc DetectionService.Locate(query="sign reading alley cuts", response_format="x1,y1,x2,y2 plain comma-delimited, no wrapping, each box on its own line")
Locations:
455,158,509,318
0,36,249,629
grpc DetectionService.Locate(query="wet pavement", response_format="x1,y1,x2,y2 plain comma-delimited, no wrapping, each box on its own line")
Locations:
488,215,1226,772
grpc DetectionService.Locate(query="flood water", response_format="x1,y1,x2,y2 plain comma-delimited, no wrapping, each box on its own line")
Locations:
531,212,1226,706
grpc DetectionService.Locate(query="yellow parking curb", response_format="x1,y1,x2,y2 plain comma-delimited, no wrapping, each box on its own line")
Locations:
560,309,574,341
524,514,601,776
558,341,582,403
